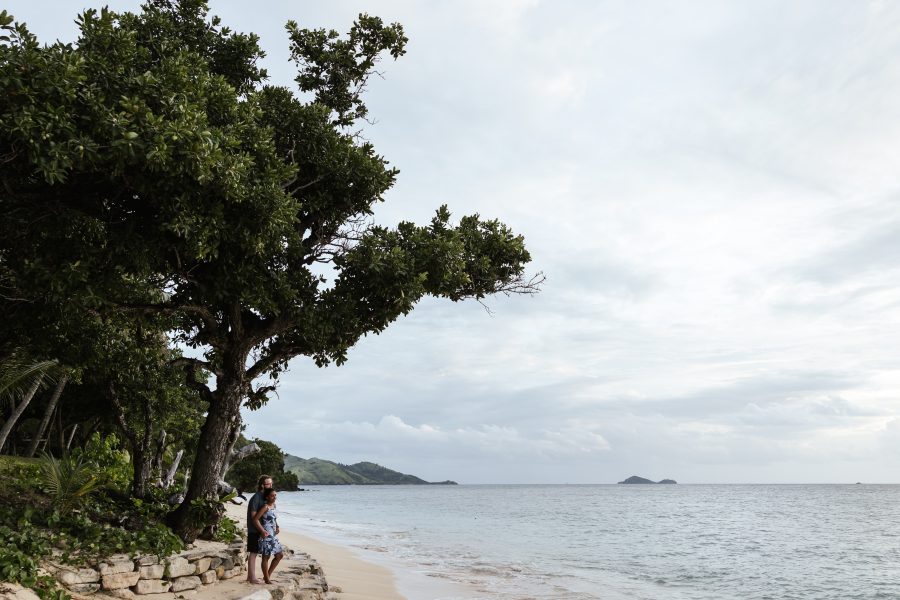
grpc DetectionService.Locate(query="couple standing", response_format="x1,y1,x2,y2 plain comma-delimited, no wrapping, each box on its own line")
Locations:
245,474,285,584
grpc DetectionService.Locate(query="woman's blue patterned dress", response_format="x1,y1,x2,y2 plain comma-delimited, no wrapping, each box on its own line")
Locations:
257,507,283,556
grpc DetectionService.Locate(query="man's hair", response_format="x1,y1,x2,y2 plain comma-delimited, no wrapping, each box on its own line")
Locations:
257,474,273,491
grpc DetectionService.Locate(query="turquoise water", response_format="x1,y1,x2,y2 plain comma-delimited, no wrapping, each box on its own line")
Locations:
273,484,900,599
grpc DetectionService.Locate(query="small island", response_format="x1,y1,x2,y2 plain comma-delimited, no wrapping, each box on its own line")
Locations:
618,475,678,484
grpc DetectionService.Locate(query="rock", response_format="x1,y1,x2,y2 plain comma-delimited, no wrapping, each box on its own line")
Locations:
169,576,200,593
99,559,137,577
269,588,288,600
164,557,195,579
175,591,197,599
136,555,159,566
237,591,272,600
659,479,678,484
68,582,102,594
208,557,222,570
199,570,217,585
134,579,172,595
291,591,321,600
139,564,165,580
215,566,224,579
0,583,42,600
220,567,239,580
56,566,101,585
107,588,136,599
191,558,211,575
220,556,235,570
180,550,209,561
102,570,141,590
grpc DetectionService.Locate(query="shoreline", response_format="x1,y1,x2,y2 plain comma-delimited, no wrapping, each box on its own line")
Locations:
225,501,406,600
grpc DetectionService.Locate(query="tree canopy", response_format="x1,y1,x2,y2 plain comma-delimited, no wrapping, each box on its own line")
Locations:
0,0,540,540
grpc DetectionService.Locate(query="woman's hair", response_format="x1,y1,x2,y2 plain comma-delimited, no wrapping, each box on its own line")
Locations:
262,487,277,502
257,474,272,491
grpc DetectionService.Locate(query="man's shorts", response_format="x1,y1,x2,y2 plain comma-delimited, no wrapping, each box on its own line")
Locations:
247,531,260,553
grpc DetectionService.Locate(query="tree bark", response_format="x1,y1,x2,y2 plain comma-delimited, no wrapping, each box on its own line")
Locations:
161,448,184,489
0,375,42,453
167,379,243,542
25,373,67,458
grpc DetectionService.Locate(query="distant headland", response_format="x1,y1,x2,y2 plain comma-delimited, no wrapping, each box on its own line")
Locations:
618,475,678,484
285,454,457,485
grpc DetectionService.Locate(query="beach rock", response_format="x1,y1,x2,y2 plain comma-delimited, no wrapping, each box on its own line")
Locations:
107,588,136,599
134,579,171,594
102,571,141,590
180,550,208,561
208,557,222,570
139,564,165,579
136,555,159,566
191,558,211,575
100,559,137,577
269,588,289,600
237,591,272,600
164,557,195,578
199,570,217,585
68,582,102,594
220,556,235,570
291,591,321,600
56,566,101,585
0,583,42,600
170,576,200,592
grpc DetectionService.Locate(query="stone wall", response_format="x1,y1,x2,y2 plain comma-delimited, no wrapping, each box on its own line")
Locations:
47,540,247,597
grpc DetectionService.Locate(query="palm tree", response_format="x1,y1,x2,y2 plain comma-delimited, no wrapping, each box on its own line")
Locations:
0,352,57,453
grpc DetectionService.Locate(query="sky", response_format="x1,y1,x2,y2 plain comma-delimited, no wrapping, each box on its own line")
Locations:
9,1,900,483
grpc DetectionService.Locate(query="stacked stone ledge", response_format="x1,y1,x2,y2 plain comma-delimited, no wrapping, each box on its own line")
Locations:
47,540,249,597
46,542,330,600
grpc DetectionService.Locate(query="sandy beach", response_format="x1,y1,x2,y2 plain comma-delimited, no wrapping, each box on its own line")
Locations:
225,502,406,600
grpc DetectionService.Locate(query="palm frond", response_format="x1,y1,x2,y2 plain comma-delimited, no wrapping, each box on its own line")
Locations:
0,353,57,401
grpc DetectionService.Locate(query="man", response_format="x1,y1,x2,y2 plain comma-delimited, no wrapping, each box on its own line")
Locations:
245,474,273,584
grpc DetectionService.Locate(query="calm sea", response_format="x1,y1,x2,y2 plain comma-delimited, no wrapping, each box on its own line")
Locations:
273,484,900,600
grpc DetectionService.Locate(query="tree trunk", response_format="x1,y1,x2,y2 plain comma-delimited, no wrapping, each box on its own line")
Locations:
161,449,184,489
167,383,243,541
65,424,78,451
0,375,42,453
25,373,67,458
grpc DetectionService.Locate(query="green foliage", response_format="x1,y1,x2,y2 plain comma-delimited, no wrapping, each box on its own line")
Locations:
214,515,239,543
38,452,99,511
48,508,183,560
0,512,68,599
225,436,298,491
287,13,407,126
0,0,538,539
71,432,131,492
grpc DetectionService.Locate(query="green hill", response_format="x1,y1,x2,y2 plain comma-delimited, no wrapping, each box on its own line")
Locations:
284,455,456,485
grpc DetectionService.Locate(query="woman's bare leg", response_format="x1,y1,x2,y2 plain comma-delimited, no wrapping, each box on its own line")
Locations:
261,555,271,583
268,552,283,578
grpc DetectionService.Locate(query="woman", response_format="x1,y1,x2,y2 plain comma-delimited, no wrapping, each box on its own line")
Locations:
252,487,284,583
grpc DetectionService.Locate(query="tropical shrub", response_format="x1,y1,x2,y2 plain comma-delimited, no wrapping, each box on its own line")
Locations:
38,452,99,511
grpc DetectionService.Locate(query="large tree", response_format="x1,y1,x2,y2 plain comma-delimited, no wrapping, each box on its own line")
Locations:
0,1,540,540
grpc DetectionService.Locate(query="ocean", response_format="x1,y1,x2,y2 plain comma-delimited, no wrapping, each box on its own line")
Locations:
272,484,900,600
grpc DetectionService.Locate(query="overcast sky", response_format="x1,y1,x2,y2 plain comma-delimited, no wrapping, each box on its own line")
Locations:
11,1,900,483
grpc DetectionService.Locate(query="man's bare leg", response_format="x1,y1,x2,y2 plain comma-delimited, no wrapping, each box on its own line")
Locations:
245,552,261,583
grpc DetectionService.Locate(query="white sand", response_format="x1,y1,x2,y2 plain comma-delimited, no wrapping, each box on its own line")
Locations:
225,502,406,600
